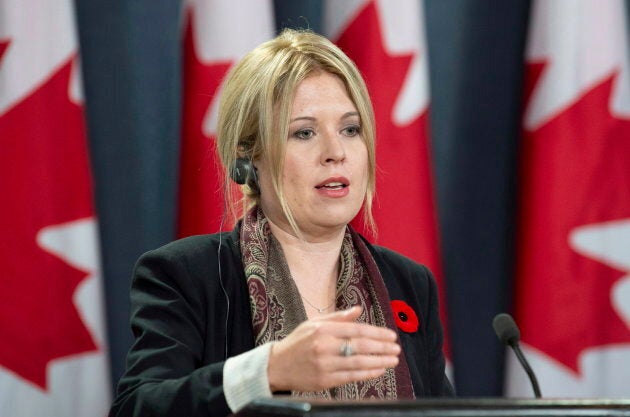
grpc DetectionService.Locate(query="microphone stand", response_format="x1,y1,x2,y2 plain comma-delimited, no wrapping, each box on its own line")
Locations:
509,341,542,398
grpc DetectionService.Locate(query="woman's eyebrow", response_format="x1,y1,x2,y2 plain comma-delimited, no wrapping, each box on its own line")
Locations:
289,116,316,123
341,112,360,119
290,112,359,123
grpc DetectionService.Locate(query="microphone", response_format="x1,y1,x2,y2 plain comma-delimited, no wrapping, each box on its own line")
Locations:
493,313,542,398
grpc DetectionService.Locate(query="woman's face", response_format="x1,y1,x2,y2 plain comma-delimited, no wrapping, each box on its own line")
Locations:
257,72,369,240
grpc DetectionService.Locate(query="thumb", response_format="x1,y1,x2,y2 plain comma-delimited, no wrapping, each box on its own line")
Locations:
314,305,362,323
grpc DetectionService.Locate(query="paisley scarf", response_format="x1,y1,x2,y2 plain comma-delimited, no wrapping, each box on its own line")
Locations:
240,206,414,399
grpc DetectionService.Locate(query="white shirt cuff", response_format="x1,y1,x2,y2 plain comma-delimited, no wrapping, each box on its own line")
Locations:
223,342,274,413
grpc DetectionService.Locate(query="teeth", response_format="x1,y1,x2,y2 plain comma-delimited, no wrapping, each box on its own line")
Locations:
316,181,347,189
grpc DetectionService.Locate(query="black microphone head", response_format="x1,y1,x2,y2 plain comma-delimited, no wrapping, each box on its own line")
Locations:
493,313,521,346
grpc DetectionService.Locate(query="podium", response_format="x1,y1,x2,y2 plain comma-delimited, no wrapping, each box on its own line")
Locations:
238,398,630,417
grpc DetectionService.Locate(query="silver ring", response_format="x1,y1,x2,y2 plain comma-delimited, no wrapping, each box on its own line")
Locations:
340,339,354,357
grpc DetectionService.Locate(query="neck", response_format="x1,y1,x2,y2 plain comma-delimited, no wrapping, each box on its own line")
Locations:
266,217,345,317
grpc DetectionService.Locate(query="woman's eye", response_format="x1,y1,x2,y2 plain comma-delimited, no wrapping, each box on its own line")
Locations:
294,129,315,140
342,125,361,136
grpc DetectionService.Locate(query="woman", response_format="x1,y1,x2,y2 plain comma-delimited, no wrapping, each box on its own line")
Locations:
110,29,453,417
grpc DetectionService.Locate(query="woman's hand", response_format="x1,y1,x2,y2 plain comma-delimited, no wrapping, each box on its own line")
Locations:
267,306,401,392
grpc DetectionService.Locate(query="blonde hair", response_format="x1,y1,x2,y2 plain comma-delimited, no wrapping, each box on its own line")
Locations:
216,28,376,235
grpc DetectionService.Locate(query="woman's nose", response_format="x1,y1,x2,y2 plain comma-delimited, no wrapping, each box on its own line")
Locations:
320,131,346,164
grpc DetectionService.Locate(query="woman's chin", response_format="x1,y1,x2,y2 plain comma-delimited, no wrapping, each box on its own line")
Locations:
300,213,359,235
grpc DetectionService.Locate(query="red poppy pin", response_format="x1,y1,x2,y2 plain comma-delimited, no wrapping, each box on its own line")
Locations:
391,300,420,333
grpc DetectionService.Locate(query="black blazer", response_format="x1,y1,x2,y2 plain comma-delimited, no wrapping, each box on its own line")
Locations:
110,225,453,417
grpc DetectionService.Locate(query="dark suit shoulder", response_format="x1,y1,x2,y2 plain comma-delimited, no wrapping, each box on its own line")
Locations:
367,243,437,324
131,230,244,303
142,232,236,263
369,244,433,283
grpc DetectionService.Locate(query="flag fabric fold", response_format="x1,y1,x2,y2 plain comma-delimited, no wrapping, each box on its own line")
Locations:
0,0,111,415
509,0,630,397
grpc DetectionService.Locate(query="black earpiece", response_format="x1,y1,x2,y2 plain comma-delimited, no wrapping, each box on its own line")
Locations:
230,157,259,189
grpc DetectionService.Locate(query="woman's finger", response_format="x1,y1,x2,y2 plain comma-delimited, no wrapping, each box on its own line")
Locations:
312,321,398,342
327,352,400,372
343,337,401,356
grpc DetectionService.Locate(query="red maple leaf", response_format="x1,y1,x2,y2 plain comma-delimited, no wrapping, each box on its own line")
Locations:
336,2,449,355
515,64,630,373
177,13,233,238
0,56,98,389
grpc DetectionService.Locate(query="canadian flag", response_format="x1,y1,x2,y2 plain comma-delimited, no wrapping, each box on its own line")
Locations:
177,0,274,237
0,0,110,416
508,0,630,397
323,0,451,364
